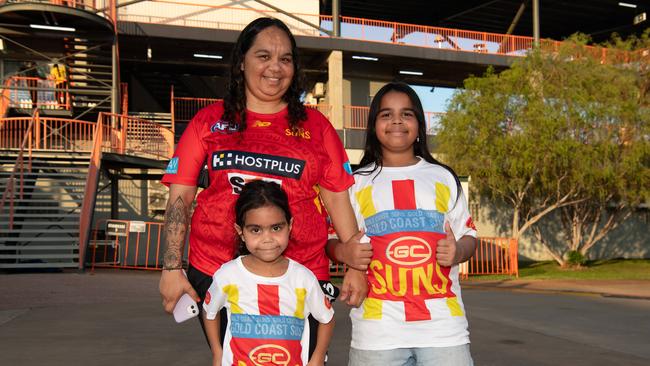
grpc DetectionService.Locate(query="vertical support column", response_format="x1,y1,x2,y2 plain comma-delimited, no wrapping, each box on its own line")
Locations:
332,0,340,37
111,172,119,220
111,0,120,116
532,0,540,48
326,50,343,130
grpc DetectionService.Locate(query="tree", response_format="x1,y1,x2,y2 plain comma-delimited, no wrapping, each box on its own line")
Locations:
436,34,650,266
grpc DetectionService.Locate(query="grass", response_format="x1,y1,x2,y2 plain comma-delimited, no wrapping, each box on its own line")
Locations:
465,259,650,281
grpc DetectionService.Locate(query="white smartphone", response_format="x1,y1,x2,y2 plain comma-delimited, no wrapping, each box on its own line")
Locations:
173,293,199,323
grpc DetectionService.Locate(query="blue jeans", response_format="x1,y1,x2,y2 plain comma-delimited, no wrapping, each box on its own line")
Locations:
349,344,473,366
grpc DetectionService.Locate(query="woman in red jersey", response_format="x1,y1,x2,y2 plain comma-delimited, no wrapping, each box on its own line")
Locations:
159,17,371,359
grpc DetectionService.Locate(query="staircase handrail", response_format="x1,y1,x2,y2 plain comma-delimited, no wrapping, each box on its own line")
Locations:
0,109,38,230
78,114,108,270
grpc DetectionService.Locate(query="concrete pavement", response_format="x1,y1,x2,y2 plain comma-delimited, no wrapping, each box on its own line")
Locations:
1,269,649,365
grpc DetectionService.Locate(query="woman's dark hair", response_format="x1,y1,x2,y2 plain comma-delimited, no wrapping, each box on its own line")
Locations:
222,17,306,132
358,82,462,203
234,180,292,256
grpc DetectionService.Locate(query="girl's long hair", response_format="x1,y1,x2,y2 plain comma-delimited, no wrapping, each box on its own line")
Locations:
222,17,306,132
358,82,462,201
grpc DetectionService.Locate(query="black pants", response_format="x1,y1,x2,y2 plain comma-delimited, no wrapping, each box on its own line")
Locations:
187,264,336,358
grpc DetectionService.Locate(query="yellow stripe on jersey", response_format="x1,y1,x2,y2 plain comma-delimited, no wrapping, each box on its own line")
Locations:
362,298,383,319
435,182,450,213
238,362,246,366
446,297,464,316
223,284,243,314
356,186,377,218
294,288,307,319
433,263,449,295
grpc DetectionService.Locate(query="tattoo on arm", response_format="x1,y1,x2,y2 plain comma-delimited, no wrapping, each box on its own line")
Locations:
163,196,189,269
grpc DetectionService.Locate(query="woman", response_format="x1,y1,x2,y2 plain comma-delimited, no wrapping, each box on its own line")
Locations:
159,17,370,356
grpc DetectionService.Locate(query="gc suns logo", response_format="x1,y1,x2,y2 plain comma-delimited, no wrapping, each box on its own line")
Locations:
385,236,432,266
249,344,290,366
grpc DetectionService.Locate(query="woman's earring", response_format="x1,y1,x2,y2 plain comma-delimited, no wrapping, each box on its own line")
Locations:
416,136,420,143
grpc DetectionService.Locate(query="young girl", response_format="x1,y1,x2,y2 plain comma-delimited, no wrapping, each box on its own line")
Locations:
203,181,335,366
347,82,477,365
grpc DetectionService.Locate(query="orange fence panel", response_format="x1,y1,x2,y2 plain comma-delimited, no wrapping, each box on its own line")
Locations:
460,237,518,279
89,219,189,271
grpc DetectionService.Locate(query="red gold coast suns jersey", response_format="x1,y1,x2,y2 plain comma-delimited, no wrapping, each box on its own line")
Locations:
349,159,477,350
162,102,354,279
203,258,334,366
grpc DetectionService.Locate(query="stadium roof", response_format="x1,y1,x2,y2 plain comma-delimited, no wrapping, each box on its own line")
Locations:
320,0,649,43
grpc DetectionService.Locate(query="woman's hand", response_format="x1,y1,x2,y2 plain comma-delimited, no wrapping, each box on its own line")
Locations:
159,270,199,313
337,231,373,270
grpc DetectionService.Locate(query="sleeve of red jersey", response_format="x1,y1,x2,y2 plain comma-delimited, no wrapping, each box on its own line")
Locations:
161,112,207,187
317,117,354,192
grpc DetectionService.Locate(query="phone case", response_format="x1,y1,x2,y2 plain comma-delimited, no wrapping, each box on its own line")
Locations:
173,293,199,323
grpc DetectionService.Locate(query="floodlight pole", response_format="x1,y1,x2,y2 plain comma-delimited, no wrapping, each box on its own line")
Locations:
532,0,540,48
111,0,120,115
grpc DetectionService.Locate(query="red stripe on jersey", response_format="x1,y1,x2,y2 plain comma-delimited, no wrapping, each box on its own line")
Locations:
392,180,431,321
257,284,280,315
392,180,416,210
404,298,432,321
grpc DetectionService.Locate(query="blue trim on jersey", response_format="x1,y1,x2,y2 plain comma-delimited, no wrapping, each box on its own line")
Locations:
365,209,444,236
230,314,304,340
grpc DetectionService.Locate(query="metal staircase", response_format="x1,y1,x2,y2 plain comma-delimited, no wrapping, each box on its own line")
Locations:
129,111,173,131
64,37,113,118
0,151,91,269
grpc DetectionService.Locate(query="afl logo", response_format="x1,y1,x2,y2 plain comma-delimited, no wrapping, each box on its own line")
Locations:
385,236,432,266
249,344,290,366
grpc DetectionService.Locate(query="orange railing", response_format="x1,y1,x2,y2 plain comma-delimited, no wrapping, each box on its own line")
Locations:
0,115,96,151
460,237,519,279
0,110,38,230
98,113,174,160
171,94,220,130
111,1,644,63
88,219,190,271
77,112,174,268
3,76,70,111
0,110,175,269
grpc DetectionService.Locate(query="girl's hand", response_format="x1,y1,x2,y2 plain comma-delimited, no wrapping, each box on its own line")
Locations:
436,222,458,266
339,268,368,307
212,352,222,366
